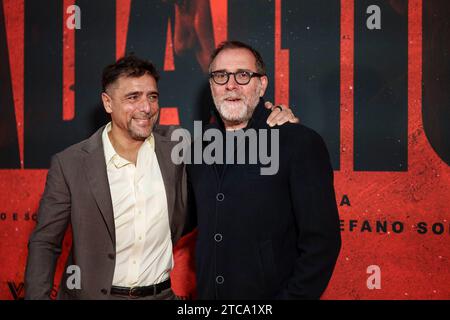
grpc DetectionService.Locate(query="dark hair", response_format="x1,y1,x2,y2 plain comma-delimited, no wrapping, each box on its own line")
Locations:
209,41,266,75
102,55,160,92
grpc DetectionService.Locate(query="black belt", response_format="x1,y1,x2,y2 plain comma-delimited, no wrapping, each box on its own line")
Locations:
110,279,171,297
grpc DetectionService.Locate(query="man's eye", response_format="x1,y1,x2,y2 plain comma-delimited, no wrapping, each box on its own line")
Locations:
237,72,250,80
149,95,158,102
215,73,227,79
128,95,138,101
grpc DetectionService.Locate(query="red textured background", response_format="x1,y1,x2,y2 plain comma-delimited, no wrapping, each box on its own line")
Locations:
0,0,449,300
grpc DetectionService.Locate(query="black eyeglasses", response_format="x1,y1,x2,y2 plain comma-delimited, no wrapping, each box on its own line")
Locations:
209,70,265,85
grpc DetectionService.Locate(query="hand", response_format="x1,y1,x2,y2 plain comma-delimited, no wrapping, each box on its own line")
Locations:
265,101,300,127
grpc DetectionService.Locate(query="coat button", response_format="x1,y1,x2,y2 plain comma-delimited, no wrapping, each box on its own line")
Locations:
216,276,224,284
214,233,223,242
101,289,108,295
108,253,115,260
216,193,225,201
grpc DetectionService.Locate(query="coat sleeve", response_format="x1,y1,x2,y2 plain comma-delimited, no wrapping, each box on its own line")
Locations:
24,154,71,300
278,129,341,299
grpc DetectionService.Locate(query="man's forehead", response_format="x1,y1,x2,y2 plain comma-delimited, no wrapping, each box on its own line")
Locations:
112,74,158,91
211,48,257,70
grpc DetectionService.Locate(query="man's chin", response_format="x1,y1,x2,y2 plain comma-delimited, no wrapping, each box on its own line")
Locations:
219,114,250,126
218,105,246,120
128,127,152,141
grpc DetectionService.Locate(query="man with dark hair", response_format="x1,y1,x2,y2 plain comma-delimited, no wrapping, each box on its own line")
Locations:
24,54,297,300
25,55,184,300
101,54,160,91
188,41,341,299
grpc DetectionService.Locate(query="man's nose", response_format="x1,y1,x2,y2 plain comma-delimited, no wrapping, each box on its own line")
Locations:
225,74,239,90
138,97,152,113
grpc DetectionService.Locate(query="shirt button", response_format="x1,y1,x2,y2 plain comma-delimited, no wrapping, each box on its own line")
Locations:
138,236,142,241
108,253,115,260
214,234,223,242
133,261,136,264
101,289,107,295
216,193,225,201
216,276,224,284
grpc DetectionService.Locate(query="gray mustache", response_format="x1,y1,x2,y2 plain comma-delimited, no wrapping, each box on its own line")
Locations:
222,96,243,101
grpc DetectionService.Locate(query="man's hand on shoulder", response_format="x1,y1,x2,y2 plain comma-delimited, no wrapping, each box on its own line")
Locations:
265,101,300,127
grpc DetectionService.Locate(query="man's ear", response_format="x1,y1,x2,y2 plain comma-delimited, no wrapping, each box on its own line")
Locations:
101,92,113,114
259,76,269,97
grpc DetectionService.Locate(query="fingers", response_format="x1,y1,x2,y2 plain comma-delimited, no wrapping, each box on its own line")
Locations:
267,106,300,126
272,106,290,126
264,101,274,110
286,108,300,124
280,105,300,124
266,104,284,126
289,114,300,124
267,104,287,126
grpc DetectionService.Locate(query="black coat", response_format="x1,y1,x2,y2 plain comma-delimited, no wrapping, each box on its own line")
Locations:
187,99,341,299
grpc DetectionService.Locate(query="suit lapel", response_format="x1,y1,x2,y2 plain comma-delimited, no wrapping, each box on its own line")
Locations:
82,126,116,246
154,132,176,238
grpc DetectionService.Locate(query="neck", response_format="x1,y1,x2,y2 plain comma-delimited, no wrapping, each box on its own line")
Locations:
108,125,144,164
223,120,249,131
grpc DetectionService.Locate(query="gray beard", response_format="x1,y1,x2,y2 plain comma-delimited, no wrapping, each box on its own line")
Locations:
214,93,260,125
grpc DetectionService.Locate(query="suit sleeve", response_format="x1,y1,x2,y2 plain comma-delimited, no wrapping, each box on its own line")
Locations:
24,154,71,300
278,130,341,299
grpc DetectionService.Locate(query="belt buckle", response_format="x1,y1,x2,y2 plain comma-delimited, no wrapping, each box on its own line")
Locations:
129,286,140,298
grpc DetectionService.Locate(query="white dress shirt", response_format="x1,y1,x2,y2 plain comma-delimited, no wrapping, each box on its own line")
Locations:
102,122,173,287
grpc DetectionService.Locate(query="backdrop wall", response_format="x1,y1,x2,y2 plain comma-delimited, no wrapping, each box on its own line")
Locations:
0,0,449,299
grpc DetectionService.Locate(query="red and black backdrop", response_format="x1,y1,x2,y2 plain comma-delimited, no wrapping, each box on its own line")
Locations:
0,0,449,300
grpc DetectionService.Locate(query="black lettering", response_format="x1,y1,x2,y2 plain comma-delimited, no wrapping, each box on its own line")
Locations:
0,0,20,168
229,0,275,101
339,219,345,231
283,0,340,169
127,0,213,133
417,222,427,234
25,0,115,168
423,1,450,165
361,220,372,232
376,220,387,233
354,0,407,171
349,219,358,232
340,194,351,206
431,222,444,235
392,221,404,233
7,282,24,300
